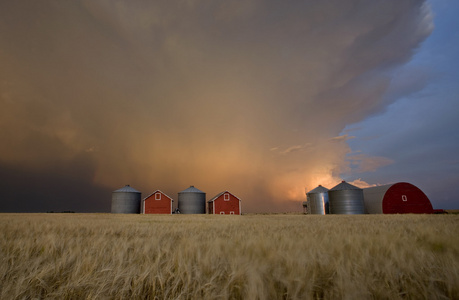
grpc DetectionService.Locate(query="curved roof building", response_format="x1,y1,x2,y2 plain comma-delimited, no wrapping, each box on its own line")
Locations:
363,182,433,214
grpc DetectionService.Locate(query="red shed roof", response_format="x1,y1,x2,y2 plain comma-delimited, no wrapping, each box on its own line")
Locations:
143,190,174,201
208,191,242,203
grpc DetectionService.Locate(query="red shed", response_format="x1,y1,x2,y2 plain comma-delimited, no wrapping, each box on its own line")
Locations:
363,182,434,214
208,191,241,215
142,190,173,214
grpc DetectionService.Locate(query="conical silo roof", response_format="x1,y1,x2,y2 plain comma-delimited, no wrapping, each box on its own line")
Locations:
113,185,141,193
179,186,205,193
330,181,362,191
307,185,329,194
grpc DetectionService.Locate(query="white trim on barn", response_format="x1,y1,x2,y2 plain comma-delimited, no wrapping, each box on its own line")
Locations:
142,190,174,215
207,190,242,215
208,191,242,203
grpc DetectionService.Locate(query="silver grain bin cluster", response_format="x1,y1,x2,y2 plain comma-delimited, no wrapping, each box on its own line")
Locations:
306,185,329,214
328,181,365,214
111,185,141,214
178,186,206,214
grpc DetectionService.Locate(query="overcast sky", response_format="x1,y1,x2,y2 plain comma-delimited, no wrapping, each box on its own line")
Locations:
0,0,457,212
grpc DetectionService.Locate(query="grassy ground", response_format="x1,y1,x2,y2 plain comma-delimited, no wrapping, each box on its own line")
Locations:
0,213,458,299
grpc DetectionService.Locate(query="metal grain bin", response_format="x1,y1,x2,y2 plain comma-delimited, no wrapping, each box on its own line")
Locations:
178,186,206,214
328,181,365,214
111,185,141,214
306,185,329,214
363,182,434,214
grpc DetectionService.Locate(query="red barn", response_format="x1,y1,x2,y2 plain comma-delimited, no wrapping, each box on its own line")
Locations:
142,190,173,214
363,182,434,214
208,191,241,215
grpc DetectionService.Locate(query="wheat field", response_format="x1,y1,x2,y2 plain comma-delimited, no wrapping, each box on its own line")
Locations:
0,213,458,299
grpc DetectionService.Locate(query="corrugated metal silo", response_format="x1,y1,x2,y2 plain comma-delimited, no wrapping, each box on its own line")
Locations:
363,182,434,214
111,185,141,214
329,181,365,214
306,185,329,214
178,186,206,214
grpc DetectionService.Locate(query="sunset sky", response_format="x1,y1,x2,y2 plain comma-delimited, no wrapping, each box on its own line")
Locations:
1,0,458,212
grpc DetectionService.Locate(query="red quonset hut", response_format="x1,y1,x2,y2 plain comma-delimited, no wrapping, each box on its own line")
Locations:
142,190,173,214
363,182,434,214
208,191,242,215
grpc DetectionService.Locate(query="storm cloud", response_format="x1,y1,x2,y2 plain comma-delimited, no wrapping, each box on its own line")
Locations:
0,1,434,212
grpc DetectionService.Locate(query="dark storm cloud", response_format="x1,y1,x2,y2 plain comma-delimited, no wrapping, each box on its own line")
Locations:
341,0,459,210
0,156,111,212
0,0,433,212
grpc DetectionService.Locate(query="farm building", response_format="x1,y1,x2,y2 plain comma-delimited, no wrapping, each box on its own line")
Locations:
111,185,141,214
328,181,365,214
363,182,434,214
306,185,329,215
142,190,173,214
178,186,206,214
208,191,242,215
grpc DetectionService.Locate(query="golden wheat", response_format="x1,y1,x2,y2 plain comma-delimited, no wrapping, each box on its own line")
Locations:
0,213,458,299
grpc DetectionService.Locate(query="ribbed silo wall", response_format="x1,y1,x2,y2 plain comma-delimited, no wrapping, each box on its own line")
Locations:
306,186,329,214
329,182,365,214
308,193,329,214
111,191,141,214
178,190,206,214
